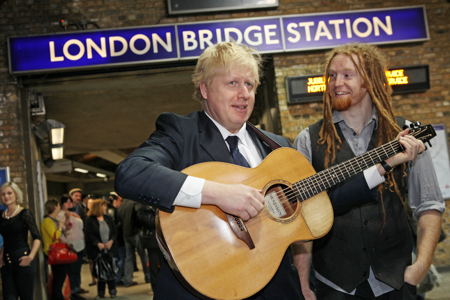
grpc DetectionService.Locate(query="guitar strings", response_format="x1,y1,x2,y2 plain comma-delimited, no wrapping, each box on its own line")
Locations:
258,128,428,217
268,137,404,204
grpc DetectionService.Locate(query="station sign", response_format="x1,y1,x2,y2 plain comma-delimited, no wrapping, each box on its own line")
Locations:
8,6,428,74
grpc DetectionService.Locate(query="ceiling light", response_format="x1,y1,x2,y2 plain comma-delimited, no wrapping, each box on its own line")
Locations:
47,119,65,145
96,173,107,178
51,146,64,160
74,167,88,174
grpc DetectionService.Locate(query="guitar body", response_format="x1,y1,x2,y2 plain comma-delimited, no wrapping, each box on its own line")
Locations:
158,147,334,300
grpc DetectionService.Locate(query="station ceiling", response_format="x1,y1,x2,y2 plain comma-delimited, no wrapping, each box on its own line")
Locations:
26,65,200,192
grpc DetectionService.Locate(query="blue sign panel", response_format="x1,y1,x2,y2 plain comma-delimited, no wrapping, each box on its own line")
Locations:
0,167,9,186
9,25,177,73
177,17,283,58
283,7,428,51
8,6,428,74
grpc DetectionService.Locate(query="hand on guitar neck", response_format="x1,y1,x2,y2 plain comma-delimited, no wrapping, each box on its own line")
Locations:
377,128,426,176
202,181,265,221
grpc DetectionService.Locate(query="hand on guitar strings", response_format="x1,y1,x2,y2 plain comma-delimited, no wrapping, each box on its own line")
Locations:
384,128,426,171
202,181,265,221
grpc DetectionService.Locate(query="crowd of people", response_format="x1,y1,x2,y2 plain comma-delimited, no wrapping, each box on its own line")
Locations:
0,41,445,300
0,184,161,300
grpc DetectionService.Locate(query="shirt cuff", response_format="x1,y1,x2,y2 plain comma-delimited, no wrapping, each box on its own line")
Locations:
173,176,205,208
364,165,385,189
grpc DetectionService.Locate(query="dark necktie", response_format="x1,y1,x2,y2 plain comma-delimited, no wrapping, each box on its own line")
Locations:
226,136,250,168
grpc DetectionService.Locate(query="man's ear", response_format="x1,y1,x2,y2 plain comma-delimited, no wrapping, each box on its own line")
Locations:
199,82,208,100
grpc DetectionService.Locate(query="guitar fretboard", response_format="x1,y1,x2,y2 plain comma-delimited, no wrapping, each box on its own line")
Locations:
289,124,438,203
292,139,401,202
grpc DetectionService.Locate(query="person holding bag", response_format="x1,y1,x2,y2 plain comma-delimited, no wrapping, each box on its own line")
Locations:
0,182,41,300
41,199,73,300
57,196,87,296
85,198,117,299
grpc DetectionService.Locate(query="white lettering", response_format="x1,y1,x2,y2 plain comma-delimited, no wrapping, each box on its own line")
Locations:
63,39,85,61
152,32,172,53
353,17,372,38
286,23,301,43
198,29,214,50
109,36,128,57
86,38,107,59
215,28,223,42
224,27,243,43
244,25,262,46
183,31,198,51
345,19,352,38
129,34,151,55
49,41,64,62
264,24,279,45
373,16,392,36
314,21,333,41
299,22,314,41
328,19,344,39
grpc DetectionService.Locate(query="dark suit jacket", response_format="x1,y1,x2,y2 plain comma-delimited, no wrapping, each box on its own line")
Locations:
115,111,302,299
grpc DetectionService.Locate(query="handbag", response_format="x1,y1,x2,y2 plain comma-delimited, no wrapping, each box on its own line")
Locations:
48,241,78,265
47,222,78,265
93,250,117,281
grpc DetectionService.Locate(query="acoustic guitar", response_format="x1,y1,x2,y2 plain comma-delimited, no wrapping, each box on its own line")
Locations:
156,124,435,300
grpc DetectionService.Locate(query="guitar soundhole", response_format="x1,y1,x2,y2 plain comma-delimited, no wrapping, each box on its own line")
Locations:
264,183,299,222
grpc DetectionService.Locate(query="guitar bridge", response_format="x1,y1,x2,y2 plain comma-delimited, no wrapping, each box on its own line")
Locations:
226,214,255,249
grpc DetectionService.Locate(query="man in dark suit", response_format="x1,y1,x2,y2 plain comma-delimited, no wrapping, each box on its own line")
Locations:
115,41,313,299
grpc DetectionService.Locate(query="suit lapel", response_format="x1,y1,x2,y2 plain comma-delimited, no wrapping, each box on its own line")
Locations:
197,112,233,163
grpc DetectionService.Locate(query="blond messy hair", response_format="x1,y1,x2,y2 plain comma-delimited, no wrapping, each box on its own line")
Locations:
319,43,406,212
192,41,262,102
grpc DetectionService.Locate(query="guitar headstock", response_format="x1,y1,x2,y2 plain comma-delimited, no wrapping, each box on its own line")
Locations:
408,122,436,146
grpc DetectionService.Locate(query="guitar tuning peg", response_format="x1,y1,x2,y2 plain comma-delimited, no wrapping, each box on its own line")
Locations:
409,121,422,130
427,141,432,148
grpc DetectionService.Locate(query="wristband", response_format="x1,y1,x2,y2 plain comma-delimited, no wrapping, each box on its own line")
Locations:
381,160,393,173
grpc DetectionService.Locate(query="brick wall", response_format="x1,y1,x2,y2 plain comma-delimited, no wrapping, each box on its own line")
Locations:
0,0,448,266
0,83,26,191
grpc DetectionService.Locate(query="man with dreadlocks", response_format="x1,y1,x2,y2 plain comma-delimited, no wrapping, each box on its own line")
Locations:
294,43,444,300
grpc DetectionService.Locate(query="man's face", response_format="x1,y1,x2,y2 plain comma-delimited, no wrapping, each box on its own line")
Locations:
113,196,123,208
327,54,369,111
200,66,256,133
70,191,82,203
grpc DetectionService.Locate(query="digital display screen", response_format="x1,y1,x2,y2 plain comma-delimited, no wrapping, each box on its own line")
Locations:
286,65,430,104
167,0,279,15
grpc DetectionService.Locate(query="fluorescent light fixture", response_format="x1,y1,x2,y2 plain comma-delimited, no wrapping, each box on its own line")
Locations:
47,119,65,145
74,167,89,174
50,127,64,145
51,146,64,160
96,172,107,178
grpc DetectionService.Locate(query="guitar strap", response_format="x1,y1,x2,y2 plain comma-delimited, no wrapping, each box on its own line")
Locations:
246,122,282,150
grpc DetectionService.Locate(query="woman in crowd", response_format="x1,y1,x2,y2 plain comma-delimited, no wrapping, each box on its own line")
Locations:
57,196,87,296
85,198,117,298
0,182,41,300
41,199,71,300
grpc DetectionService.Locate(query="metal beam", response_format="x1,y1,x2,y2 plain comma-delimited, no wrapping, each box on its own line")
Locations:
91,150,127,164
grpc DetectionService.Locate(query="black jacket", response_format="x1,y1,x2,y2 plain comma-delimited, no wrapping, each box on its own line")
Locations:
84,214,117,260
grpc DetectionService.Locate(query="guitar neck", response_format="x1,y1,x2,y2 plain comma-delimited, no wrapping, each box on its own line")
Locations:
293,139,402,201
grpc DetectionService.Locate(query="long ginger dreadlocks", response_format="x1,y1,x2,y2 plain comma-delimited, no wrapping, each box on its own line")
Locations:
318,43,407,209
